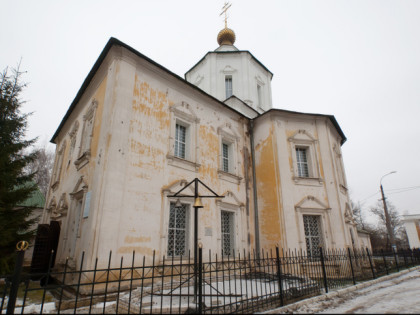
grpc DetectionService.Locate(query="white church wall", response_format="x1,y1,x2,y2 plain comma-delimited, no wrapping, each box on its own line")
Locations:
186,51,272,112
74,48,254,267
253,111,355,253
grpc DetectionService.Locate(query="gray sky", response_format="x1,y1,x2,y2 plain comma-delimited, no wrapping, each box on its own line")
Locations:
1,0,419,222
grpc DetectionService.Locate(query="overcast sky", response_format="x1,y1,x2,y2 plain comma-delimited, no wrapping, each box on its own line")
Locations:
1,0,419,222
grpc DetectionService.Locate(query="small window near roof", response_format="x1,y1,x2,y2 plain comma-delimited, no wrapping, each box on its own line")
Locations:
225,76,233,98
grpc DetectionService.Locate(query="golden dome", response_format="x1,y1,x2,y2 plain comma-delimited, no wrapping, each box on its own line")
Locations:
217,27,236,46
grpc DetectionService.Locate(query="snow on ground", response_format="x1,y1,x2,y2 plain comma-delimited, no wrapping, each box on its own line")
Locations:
264,268,420,314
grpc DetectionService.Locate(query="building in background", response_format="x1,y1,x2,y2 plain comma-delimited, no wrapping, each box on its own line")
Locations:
40,23,361,269
402,214,420,248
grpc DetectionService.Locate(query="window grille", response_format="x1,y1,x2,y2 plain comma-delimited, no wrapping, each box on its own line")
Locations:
175,124,186,159
296,148,309,177
221,211,234,255
222,143,229,172
167,202,188,257
303,215,323,257
225,76,233,99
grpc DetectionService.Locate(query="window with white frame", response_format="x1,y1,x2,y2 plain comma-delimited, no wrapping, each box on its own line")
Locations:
174,123,187,159
296,147,310,178
303,215,323,257
221,210,234,256
288,130,322,184
225,76,233,99
167,202,189,257
168,102,200,172
222,142,230,172
217,124,242,183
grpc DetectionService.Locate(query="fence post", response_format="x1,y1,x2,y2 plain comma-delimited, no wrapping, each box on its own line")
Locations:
275,247,284,306
319,247,328,293
347,248,356,285
402,249,408,268
381,249,388,275
393,247,399,272
366,248,375,279
6,241,29,314
198,246,203,314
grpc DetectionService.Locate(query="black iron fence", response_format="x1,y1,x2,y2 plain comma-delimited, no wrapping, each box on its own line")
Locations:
1,246,420,314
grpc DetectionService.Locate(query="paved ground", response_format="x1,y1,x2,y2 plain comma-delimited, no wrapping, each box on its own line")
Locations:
263,266,420,314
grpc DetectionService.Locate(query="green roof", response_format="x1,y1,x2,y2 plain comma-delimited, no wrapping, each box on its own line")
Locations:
16,182,46,208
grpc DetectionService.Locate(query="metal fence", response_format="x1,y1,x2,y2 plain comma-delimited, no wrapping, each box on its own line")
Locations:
1,246,420,314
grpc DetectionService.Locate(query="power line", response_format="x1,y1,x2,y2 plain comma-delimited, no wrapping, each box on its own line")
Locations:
386,187,420,195
360,191,380,202
385,185,420,192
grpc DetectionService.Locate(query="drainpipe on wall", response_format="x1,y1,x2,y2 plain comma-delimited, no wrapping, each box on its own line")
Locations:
249,120,260,254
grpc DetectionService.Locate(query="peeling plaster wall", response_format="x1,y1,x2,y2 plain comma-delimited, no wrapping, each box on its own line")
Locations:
61,47,255,268
253,111,356,253
42,58,110,269
43,42,358,270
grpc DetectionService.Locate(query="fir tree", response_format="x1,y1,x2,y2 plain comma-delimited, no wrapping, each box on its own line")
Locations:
0,65,38,274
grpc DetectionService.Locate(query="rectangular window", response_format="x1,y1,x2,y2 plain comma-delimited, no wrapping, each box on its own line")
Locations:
296,148,310,177
175,124,186,159
257,84,262,107
222,143,229,172
303,215,323,257
167,202,189,257
225,76,233,99
221,211,234,256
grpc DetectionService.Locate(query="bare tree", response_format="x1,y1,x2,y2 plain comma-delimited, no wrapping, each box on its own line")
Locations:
370,200,408,249
26,144,54,197
351,199,365,230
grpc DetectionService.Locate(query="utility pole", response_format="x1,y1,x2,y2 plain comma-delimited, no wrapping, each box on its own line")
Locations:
380,171,397,250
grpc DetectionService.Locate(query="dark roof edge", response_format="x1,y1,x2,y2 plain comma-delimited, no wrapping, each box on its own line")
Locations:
51,37,251,143
184,50,274,79
255,108,347,145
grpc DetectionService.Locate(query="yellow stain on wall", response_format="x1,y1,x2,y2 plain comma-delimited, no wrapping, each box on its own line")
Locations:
124,235,151,244
198,125,219,184
130,75,171,172
118,246,154,256
132,76,170,130
255,126,283,249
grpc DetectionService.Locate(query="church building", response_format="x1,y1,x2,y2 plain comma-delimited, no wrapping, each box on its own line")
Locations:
41,21,361,269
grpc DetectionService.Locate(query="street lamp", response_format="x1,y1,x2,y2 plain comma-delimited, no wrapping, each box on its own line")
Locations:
380,171,397,250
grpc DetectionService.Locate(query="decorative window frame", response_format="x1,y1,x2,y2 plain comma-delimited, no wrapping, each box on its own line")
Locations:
68,120,79,165
288,130,323,186
51,193,68,220
167,102,200,172
217,123,242,184
333,143,348,194
294,195,333,249
75,99,98,170
51,140,67,190
216,190,245,256
255,75,265,111
161,180,194,259
61,176,87,262
221,65,237,100
68,176,88,238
